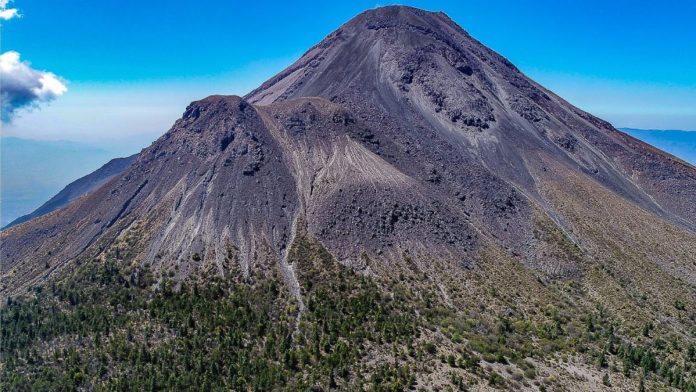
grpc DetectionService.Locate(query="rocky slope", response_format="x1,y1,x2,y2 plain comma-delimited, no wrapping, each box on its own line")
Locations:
2,6,695,391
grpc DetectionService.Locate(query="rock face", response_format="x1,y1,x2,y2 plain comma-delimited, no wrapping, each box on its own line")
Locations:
4,154,137,229
2,6,696,295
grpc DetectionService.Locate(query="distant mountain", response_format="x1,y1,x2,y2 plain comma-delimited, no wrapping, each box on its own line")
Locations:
0,137,119,227
2,6,695,391
4,154,137,228
620,128,696,166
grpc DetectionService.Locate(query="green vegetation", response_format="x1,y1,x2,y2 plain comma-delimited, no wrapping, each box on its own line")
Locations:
1,233,695,391
1,235,420,391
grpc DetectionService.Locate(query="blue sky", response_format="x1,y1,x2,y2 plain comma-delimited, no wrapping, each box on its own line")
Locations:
2,0,695,151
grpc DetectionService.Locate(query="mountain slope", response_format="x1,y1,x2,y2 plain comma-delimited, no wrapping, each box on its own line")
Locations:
247,6,696,233
2,6,695,391
4,154,137,229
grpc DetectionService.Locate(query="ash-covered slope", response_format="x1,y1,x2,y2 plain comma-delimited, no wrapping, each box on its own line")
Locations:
4,154,137,229
247,6,696,233
1,94,480,295
2,5,696,296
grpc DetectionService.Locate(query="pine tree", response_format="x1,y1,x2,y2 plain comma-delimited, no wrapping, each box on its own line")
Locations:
596,351,608,369
602,373,612,387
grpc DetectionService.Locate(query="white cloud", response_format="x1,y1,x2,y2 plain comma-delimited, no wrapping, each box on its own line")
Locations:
1,51,68,122
0,0,19,20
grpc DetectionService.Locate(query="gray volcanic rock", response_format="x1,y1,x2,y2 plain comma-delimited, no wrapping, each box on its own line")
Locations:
247,6,696,233
4,154,137,229
2,6,696,295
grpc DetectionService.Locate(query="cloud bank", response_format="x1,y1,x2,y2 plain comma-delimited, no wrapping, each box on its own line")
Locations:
1,51,68,122
0,0,19,20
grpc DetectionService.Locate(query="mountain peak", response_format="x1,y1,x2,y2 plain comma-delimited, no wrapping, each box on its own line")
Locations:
348,5,449,26
245,5,517,107
181,95,247,119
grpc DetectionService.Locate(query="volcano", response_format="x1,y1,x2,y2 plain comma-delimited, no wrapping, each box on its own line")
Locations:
2,6,695,391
